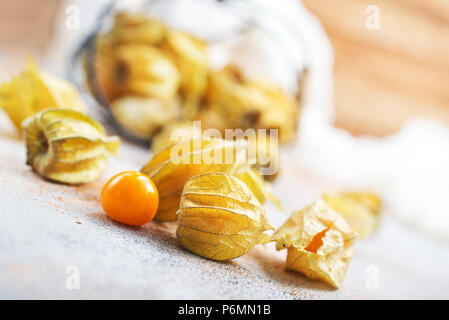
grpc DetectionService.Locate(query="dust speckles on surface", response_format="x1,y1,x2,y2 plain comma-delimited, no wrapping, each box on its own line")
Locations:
2,132,447,299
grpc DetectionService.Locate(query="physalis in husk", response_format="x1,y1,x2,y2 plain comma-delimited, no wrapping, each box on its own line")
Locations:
109,12,166,46
246,133,279,181
162,29,209,118
23,109,120,184
206,66,299,143
91,12,302,144
114,44,181,99
177,172,273,261
110,95,180,140
236,167,282,211
322,192,381,239
272,200,358,288
141,138,249,221
150,120,199,154
151,122,280,182
0,58,86,131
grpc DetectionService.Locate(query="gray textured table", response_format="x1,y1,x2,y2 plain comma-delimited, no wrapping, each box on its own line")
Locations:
0,114,448,299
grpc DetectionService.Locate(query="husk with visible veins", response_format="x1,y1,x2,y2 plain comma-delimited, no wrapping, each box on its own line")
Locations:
0,58,86,131
272,199,358,288
23,109,120,184
322,192,381,239
141,138,249,221
150,122,281,210
177,172,273,261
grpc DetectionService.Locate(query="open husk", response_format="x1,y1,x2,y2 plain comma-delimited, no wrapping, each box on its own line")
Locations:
273,200,358,288
23,109,120,184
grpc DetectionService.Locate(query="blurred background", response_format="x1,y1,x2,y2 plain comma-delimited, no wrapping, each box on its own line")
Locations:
1,0,449,299
304,0,449,136
1,0,449,136
0,0,448,240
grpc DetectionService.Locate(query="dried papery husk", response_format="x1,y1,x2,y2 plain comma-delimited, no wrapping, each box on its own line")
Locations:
272,200,358,288
114,44,180,99
150,120,199,154
23,109,120,184
177,172,273,260
206,66,262,129
340,192,382,215
236,167,283,211
322,192,382,239
92,34,124,101
141,138,249,221
163,30,208,115
195,108,229,134
110,95,180,140
151,125,282,209
206,66,299,143
0,58,86,131
255,82,299,144
246,133,279,181
91,13,300,147
110,12,166,45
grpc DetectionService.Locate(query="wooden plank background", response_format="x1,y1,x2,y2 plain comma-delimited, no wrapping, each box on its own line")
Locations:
303,0,449,136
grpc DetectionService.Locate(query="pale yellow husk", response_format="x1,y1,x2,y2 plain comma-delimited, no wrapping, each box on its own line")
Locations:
236,167,282,210
92,12,301,144
205,66,299,143
322,192,382,239
163,30,208,118
0,58,86,131
110,95,181,140
110,12,166,45
150,120,202,154
114,44,180,99
141,138,249,221
177,172,273,260
272,199,358,288
23,108,120,184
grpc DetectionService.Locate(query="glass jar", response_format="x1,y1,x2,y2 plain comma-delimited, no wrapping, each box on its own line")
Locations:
72,0,309,145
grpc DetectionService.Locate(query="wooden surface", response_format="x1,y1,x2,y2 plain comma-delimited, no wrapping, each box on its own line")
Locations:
0,0,60,81
0,0,59,53
0,112,448,299
303,0,449,136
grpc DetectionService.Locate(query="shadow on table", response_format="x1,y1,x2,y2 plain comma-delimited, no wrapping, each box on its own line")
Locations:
245,244,336,294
